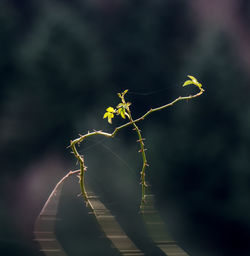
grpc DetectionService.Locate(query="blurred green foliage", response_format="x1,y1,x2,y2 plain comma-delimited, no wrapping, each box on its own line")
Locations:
1,0,250,255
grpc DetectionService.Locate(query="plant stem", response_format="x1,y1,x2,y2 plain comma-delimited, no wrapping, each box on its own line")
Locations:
126,106,148,208
71,143,88,202
69,88,204,207
41,170,81,213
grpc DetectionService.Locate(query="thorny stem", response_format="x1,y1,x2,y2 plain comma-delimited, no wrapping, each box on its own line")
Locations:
124,99,148,207
69,87,204,208
133,122,148,207
71,143,88,203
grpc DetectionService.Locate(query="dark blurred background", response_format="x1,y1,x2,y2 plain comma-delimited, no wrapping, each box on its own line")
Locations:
1,0,250,255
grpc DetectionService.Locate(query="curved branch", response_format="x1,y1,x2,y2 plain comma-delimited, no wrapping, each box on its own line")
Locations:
69,88,205,206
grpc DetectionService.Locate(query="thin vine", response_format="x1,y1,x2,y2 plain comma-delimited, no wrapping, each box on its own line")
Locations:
69,75,204,209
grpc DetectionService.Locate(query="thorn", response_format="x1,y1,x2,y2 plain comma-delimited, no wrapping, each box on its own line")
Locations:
137,141,144,146
67,141,73,148
77,175,81,182
137,138,145,142
136,139,145,145
93,129,102,133
141,172,145,177
132,128,141,132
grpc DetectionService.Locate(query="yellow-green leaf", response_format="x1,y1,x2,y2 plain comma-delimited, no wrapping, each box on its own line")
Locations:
103,108,115,124
187,75,198,84
117,108,126,119
183,80,193,87
108,115,113,124
106,107,115,113
103,112,109,119
120,109,126,119
123,89,128,95
183,75,202,90
117,103,123,108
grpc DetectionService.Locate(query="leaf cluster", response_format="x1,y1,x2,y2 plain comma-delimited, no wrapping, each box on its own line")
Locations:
103,90,131,124
183,75,203,90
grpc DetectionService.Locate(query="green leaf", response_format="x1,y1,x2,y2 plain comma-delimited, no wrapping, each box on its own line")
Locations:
123,89,128,95
104,107,116,124
103,112,114,124
117,108,126,119
183,75,203,90
187,75,198,84
103,112,109,119
183,80,193,87
117,103,124,108
106,107,115,113
120,109,126,119
108,113,114,124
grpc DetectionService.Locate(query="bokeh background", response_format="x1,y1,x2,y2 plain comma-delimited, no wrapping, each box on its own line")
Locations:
1,0,250,255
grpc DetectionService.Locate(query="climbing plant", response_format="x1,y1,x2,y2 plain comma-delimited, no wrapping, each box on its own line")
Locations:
67,75,204,209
